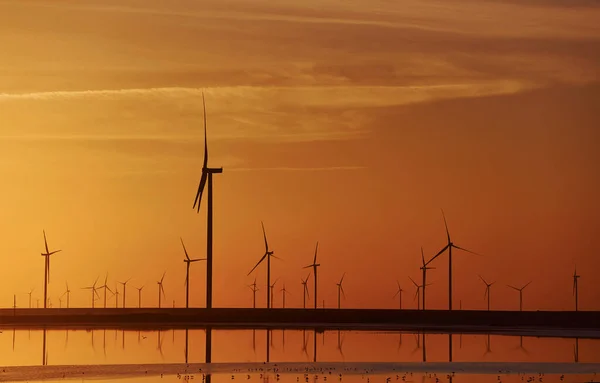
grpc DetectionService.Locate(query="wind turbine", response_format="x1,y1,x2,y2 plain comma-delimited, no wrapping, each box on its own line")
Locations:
301,273,310,309
28,288,35,309
157,272,166,308
409,276,421,310
181,237,206,308
392,280,403,309
192,92,223,310
136,285,144,308
119,278,132,308
425,210,481,310
303,242,321,309
247,222,278,308
82,277,100,308
99,274,113,308
478,275,495,311
507,281,532,311
40,230,62,309
280,284,290,308
247,278,259,308
60,282,71,308
114,283,120,308
573,267,581,311
420,247,435,310
336,273,346,309
269,278,279,308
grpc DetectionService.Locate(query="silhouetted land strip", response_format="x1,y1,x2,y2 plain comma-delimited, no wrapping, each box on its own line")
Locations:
1,308,598,335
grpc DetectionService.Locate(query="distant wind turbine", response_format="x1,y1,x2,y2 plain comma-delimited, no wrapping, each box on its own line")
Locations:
247,278,259,308
60,282,71,308
247,222,279,308
192,92,223,310
301,273,310,308
99,274,113,308
478,275,495,311
420,247,435,310
573,267,581,311
82,277,100,308
392,280,403,309
507,281,532,311
114,283,120,308
303,242,321,309
181,237,206,308
136,285,144,308
28,288,35,309
269,278,279,308
336,273,346,309
426,210,482,310
119,278,132,308
280,283,290,308
409,276,431,310
157,272,166,308
40,230,62,309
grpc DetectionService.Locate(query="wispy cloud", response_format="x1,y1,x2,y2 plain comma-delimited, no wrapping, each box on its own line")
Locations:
228,166,366,172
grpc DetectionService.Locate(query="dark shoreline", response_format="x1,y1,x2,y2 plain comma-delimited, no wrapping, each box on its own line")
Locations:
1,308,598,335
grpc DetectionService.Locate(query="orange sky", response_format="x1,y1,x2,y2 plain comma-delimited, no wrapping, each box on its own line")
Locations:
0,0,599,311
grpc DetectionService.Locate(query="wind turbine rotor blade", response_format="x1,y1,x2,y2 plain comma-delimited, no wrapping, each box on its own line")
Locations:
43,230,49,254
427,244,450,265
341,285,346,299
261,221,269,252
314,241,319,264
48,250,62,256
393,290,399,298
270,254,283,260
193,172,208,212
507,285,519,291
180,238,191,260
408,276,418,287
420,247,425,267
441,209,451,243
190,258,206,262
247,253,267,276
302,265,313,269
160,272,166,283
340,272,346,284
478,275,488,285
453,244,482,256
523,281,532,290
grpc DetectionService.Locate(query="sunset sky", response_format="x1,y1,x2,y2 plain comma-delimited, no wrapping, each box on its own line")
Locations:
0,0,599,312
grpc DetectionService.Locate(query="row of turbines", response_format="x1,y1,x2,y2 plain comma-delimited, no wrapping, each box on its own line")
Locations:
14,93,584,313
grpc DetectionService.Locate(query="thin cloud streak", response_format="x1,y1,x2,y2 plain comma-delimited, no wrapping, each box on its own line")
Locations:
228,166,367,172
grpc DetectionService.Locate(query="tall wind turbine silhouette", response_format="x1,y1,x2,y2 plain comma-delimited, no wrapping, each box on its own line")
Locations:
303,242,321,309
479,275,495,311
181,237,206,308
99,274,113,308
426,210,481,310
119,278,131,308
573,267,580,311
507,281,532,311
247,278,259,308
336,273,346,309
136,285,144,308
393,280,403,309
82,277,100,308
157,272,166,308
40,230,62,309
114,283,120,308
301,273,310,309
420,247,435,310
192,92,223,310
247,222,278,308
60,282,71,308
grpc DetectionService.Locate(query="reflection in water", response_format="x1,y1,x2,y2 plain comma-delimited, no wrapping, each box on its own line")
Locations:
9,326,600,380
